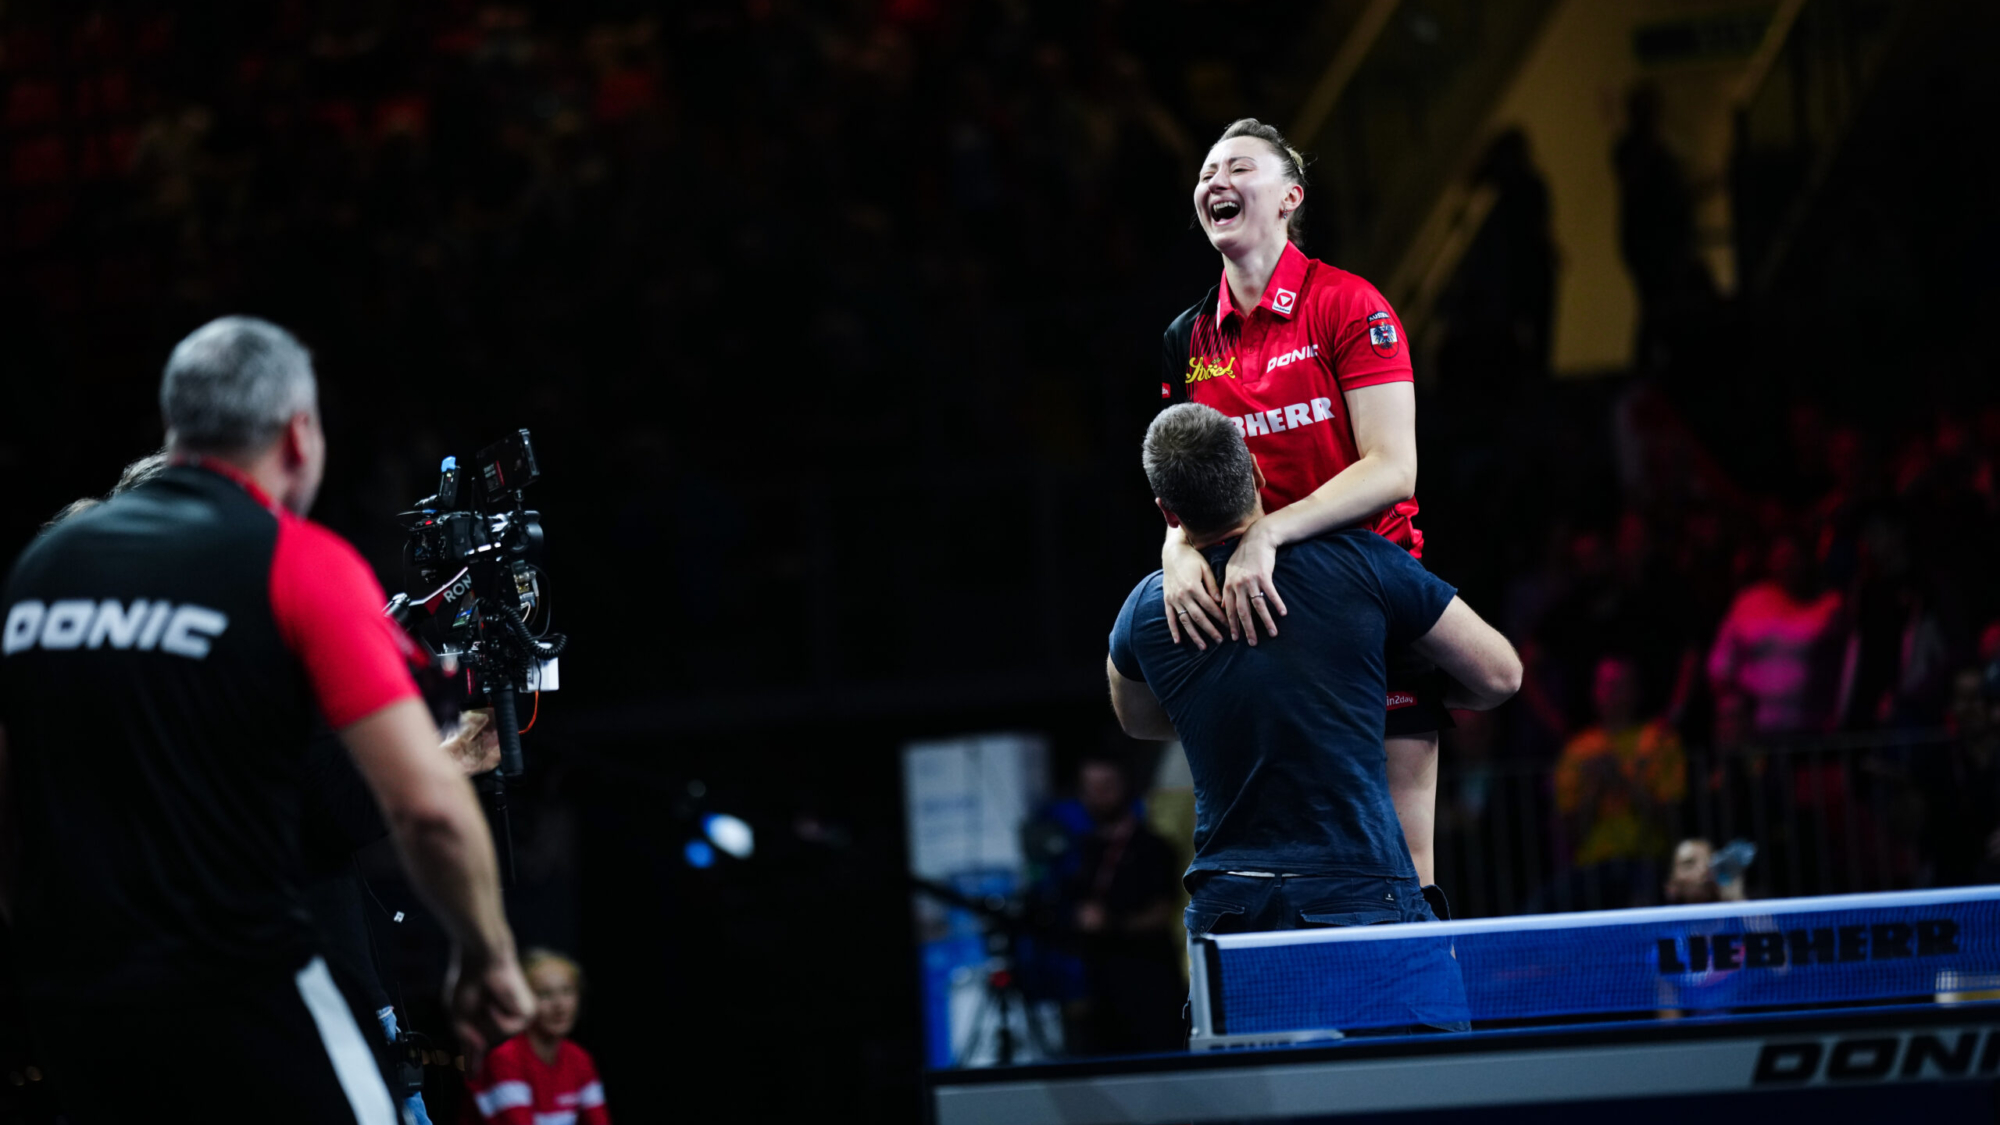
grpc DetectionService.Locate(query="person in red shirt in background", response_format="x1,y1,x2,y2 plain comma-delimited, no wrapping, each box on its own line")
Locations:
467,950,609,1125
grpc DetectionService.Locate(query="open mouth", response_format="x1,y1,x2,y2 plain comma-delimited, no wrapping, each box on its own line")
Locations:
1208,199,1241,227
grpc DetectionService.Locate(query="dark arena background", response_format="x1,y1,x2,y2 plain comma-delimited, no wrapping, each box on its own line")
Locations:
3,1,2000,1122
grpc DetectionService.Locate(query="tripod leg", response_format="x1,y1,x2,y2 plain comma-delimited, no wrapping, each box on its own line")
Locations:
994,980,1014,1067
956,977,998,1066
1019,989,1056,1060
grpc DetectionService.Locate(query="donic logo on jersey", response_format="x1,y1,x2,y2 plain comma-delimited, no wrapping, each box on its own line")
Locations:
1266,344,1319,372
4,599,230,660
1186,354,1237,385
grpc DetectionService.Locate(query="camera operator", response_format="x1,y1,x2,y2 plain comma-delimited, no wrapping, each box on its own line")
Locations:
0,316,534,1123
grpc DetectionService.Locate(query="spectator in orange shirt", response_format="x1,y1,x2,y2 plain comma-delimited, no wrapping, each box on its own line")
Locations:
466,950,610,1124
1555,656,1687,906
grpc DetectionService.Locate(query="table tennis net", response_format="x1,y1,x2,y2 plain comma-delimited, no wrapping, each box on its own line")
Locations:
1202,888,2000,1035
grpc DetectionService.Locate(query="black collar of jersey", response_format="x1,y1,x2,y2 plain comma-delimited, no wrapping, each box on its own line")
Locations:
1161,283,1222,406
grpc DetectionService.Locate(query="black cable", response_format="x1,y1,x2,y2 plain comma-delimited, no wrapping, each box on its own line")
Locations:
489,599,567,659
524,564,554,639
354,854,419,1037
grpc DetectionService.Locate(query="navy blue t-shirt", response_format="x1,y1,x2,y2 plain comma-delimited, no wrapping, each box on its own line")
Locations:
1109,528,1456,881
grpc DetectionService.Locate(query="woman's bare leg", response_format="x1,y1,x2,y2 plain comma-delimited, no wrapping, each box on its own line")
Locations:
1386,733,1440,886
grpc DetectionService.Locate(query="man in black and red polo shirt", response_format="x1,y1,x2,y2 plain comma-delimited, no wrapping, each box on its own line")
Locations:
0,317,533,1123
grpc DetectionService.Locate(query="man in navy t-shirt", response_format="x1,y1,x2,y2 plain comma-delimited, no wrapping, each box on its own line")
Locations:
1107,404,1521,1029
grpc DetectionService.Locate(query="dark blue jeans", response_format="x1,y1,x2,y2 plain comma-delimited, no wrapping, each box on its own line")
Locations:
1186,872,1470,1033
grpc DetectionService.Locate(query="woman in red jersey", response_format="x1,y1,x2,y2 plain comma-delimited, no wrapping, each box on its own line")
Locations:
1159,118,1450,892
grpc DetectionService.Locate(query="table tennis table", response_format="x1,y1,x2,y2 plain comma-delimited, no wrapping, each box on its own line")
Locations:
926,887,2000,1123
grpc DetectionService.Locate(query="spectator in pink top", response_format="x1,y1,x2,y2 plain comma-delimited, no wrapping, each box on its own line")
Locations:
1707,531,1845,736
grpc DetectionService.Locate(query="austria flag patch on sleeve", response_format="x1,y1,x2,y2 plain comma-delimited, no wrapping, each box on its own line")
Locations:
1367,311,1401,358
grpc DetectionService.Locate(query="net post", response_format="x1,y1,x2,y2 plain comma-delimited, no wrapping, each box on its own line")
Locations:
1187,933,1217,1042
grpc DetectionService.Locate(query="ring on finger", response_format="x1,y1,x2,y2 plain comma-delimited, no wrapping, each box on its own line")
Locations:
1251,592,1266,599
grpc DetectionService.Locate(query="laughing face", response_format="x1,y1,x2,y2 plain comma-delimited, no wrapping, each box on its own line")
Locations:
1193,136,1302,257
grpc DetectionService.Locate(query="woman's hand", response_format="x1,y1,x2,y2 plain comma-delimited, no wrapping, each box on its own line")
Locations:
1221,523,1288,644
1162,536,1227,650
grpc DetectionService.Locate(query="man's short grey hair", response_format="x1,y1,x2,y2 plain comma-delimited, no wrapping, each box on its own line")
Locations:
160,316,318,454
1143,403,1258,536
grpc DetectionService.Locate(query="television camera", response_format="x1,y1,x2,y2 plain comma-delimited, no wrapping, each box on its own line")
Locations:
386,429,566,879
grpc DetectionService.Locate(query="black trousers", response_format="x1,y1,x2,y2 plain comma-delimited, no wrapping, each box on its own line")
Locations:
31,956,400,1125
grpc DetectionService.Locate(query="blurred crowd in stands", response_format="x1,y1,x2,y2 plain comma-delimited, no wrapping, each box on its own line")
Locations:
1,0,1324,696
1420,62,2000,911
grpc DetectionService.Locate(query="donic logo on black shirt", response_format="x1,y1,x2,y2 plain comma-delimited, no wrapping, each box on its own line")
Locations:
4,599,229,660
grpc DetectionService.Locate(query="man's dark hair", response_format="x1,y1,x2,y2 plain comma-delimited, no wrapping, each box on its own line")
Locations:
160,316,317,454
1078,750,1130,782
1143,403,1258,536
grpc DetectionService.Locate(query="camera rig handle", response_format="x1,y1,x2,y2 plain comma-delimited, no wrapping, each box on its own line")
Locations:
491,679,526,779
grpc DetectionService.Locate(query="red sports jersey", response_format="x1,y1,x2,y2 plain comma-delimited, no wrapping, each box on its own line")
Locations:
1161,241,1422,555
466,1035,610,1125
